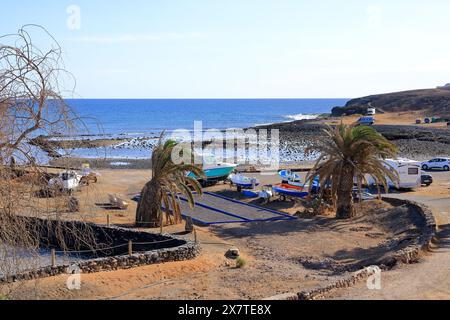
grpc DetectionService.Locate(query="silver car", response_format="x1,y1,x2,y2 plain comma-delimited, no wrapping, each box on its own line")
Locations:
421,157,450,171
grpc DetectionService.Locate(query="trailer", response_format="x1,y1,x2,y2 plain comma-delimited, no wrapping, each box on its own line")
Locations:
366,158,421,189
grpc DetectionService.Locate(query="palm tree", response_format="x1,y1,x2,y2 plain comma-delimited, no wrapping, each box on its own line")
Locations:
135,136,204,231
306,123,398,219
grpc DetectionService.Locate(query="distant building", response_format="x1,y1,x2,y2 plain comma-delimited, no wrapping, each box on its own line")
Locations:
437,83,450,90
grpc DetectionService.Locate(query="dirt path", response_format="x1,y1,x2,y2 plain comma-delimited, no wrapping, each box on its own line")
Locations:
328,192,450,300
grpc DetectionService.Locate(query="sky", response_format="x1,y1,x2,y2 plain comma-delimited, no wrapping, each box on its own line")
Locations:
2,0,450,99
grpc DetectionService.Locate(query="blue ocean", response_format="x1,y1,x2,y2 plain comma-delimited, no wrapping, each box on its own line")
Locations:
39,98,349,162
66,99,349,136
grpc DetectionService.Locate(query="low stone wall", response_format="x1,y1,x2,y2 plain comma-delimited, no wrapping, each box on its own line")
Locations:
266,198,437,300
380,197,436,264
0,219,200,283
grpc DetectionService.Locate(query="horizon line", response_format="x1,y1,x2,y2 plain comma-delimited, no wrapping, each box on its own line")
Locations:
62,97,352,100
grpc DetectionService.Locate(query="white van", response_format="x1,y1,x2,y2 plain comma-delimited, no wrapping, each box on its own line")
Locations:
366,107,376,115
367,158,421,189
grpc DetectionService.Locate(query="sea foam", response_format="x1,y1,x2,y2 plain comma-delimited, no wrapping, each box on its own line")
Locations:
284,114,319,121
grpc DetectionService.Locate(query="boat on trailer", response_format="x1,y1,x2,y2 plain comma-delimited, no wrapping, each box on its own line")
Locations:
278,169,301,182
187,153,237,186
229,173,260,191
272,183,309,199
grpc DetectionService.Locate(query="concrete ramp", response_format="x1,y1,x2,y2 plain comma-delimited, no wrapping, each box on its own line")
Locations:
179,192,295,225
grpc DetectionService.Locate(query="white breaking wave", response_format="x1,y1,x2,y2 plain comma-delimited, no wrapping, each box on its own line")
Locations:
254,114,319,127
284,114,319,121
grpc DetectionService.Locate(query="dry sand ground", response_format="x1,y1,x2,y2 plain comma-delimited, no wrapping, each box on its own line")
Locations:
327,171,450,300
319,111,448,128
4,167,450,300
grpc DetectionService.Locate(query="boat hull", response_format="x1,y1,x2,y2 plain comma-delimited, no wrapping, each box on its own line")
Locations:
229,174,260,189
188,164,237,181
273,184,309,198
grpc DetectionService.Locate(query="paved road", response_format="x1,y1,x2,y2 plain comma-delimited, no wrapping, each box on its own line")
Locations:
330,171,450,300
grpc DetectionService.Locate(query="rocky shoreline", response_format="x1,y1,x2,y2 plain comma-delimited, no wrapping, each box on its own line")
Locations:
256,120,450,161
36,116,450,169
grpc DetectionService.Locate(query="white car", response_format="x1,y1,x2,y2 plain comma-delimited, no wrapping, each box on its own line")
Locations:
48,170,82,191
421,157,450,171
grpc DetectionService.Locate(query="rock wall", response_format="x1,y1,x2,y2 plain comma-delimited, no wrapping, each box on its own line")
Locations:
0,219,200,283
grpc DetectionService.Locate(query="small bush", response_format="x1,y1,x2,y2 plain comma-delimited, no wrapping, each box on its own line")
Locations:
235,257,246,268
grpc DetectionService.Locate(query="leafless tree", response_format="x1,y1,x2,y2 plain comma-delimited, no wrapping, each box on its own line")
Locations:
0,25,96,298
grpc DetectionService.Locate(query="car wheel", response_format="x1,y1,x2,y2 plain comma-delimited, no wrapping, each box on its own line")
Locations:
444,165,450,171
422,164,428,170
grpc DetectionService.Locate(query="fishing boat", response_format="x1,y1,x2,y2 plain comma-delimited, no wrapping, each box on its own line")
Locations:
187,153,237,186
202,162,237,180
188,163,237,181
229,173,259,190
272,183,309,199
278,169,301,182
278,169,305,187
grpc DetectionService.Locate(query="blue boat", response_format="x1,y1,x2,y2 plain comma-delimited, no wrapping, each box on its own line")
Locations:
241,190,259,198
278,169,301,182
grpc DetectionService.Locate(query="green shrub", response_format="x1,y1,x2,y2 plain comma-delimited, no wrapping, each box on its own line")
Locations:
235,257,247,268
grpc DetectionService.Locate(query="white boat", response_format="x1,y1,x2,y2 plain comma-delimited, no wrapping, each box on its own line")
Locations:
229,173,259,189
278,169,306,187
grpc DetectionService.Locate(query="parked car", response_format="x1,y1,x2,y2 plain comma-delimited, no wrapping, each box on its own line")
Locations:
424,117,431,124
421,172,433,186
421,157,450,171
447,121,450,126
357,116,374,126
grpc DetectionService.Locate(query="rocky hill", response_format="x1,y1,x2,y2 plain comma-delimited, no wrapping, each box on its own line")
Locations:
332,89,450,117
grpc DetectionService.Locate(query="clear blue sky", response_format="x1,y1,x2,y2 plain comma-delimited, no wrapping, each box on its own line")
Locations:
2,0,450,98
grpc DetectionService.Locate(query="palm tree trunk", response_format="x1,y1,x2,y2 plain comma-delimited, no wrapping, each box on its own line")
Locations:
336,164,356,219
135,182,160,227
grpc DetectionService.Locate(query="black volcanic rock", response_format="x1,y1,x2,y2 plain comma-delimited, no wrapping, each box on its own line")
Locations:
332,89,450,117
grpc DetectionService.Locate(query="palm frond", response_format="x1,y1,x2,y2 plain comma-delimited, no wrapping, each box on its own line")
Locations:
305,123,398,218
136,133,205,229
